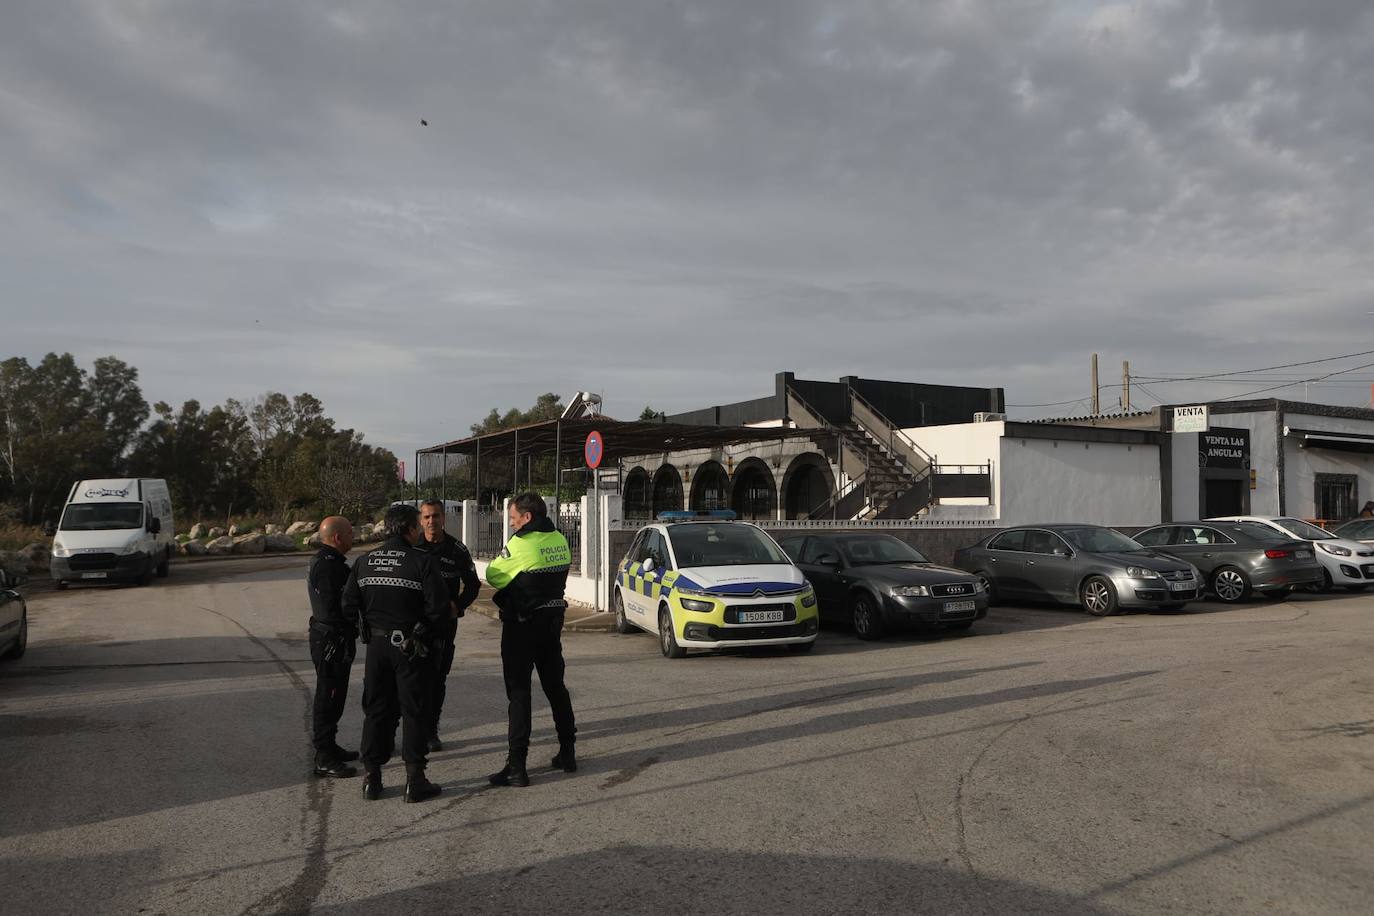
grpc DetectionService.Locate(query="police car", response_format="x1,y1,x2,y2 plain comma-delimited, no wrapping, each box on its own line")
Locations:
614,511,820,658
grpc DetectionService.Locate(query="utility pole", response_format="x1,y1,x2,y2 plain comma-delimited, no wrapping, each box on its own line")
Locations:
1122,360,1132,412
1091,353,1100,415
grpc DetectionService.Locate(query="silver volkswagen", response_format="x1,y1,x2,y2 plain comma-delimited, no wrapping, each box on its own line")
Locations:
952,524,1203,616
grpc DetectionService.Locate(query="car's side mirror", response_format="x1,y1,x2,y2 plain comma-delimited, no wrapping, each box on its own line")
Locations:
148,517,161,535
43,522,56,537
1053,547,1071,558
642,557,656,573
815,553,842,568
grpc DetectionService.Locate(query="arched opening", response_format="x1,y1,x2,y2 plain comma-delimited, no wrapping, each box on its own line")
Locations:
782,453,837,520
730,459,777,521
623,467,651,520
651,464,684,516
688,460,730,511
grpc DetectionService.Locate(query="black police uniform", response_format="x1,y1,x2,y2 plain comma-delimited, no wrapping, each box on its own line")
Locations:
342,536,449,778
307,544,356,768
414,532,480,743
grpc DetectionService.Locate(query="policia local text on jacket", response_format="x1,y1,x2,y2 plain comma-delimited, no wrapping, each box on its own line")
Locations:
307,543,357,773
486,513,577,786
414,531,480,748
342,534,449,800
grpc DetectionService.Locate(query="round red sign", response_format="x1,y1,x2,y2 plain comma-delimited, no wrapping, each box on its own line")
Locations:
584,430,604,469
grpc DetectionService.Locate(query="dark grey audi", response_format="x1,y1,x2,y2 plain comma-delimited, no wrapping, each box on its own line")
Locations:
952,524,1203,616
778,533,987,640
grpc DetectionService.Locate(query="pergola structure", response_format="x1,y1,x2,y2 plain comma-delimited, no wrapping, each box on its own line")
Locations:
416,418,836,515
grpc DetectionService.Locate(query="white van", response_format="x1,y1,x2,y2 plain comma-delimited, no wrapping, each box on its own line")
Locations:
49,479,175,588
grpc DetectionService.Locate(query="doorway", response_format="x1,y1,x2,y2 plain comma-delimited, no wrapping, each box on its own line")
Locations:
1203,478,1247,517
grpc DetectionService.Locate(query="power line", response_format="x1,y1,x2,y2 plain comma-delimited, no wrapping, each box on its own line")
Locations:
1133,348,1374,384
1214,358,1374,402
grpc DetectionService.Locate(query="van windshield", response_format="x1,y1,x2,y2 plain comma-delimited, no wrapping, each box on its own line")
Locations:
60,503,144,531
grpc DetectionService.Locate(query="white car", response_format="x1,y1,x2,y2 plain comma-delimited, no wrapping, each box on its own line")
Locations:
614,511,820,658
1207,515,1374,592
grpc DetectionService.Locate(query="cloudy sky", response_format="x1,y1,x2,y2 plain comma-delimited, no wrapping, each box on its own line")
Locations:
4,0,1374,465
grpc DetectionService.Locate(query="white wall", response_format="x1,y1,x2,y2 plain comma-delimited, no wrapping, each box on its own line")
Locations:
1281,412,1374,518
1201,411,1279,516
1170,432,1200,520
906,421,1004,507
999,436,1159,527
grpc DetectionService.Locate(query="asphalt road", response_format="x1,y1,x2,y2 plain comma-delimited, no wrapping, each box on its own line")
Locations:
1,556,1372,915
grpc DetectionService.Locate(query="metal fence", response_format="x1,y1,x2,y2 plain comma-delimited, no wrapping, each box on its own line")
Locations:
558,505,583,574
472,510,504,559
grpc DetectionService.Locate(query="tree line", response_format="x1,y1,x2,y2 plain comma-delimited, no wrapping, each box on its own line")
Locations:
0,353,400,525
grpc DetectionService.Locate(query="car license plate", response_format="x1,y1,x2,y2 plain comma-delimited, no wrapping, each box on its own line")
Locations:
944,600,977,612
738,609,785,623
1296,550,1312,559
1167,581,1193,592
81,572,108,580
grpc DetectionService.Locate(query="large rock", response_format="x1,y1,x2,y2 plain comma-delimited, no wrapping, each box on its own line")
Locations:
183,539,209,556
228,523,244,537
264,533,296,552
206,536,235,556
0,551,31,577
354,523,376,544
286,521,316,536
189,523,207,540
306,531,324,548
264,524,281,536
208,527,226,540
20,542,50,568
232,533,266,555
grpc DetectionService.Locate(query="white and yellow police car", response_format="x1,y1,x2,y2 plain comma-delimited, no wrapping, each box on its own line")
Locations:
614,511,819,658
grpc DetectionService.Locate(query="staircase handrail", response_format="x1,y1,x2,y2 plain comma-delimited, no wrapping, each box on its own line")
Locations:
846,387,936,472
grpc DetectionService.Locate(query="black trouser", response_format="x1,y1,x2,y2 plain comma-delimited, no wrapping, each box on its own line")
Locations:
309,624,355,757
429,619,458,739
501,610,576,754
360,634,432,770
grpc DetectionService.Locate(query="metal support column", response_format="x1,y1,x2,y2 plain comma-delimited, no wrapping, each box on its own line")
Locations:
553,420,563,518
512,428,519,500
413,450,419,502
474,438,482,507
441,445,447,503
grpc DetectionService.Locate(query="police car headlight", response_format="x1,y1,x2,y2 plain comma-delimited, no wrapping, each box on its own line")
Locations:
679,597,715,612
800,587,817,608
892,585,931,598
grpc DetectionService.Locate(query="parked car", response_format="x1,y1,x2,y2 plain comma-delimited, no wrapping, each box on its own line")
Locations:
1133,521,1322,602
777,532,986,639
0,568,28,661
1332,518,1374,546
614,511,819,658
952,524,1203,616
1207,515,1374,592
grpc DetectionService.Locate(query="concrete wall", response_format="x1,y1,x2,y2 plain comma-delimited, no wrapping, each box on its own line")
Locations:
1282,412,1374,519
999,436,1159,527
905,421,1003,507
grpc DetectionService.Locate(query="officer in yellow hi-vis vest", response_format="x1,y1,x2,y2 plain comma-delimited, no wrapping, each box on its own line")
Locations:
485,493,577,787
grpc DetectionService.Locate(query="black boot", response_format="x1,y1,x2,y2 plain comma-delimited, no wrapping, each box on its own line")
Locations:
314,753,357,779
551,742,577,773
427,734,444,753
488,751,530,787
331,745,360,763
362,768,384,801
404,765,442,803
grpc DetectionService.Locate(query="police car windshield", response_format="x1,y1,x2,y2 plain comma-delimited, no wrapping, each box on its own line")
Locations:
60,503,143,531
667,524,790,567
836,535,928,566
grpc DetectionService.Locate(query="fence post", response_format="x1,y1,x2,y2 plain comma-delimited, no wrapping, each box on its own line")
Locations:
502,497,513,544
460,499,477,549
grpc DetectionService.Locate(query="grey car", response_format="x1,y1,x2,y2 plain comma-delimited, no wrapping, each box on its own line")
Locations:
952,524,1203,616
0,568,28,661
1134,521,1323,602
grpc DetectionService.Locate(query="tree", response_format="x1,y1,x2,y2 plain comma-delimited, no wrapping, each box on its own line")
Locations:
469,393,565,436
85,356,149,472
0,353,102,523
639,406,665,421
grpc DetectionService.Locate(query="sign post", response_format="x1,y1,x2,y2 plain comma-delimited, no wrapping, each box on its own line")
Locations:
1173,405,1209,434
585,431,604,609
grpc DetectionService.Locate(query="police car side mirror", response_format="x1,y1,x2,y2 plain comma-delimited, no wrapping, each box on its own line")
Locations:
642,557,656,574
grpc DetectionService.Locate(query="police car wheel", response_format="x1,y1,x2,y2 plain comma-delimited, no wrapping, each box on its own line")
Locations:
659,606,686,659
613,590,634,635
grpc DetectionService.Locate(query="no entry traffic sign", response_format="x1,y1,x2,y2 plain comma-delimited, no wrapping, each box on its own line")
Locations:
584,430,604,469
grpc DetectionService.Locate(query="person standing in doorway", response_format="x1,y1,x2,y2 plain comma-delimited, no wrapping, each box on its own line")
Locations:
415,499,481,751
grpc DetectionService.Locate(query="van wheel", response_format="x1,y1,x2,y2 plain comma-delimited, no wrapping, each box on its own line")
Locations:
659,606,686,659
2,609,27,660
613,590,634,634
1081,576,1119,616
156,550,170,578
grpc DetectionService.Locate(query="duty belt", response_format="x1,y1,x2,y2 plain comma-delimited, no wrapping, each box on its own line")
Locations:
388,629,407,647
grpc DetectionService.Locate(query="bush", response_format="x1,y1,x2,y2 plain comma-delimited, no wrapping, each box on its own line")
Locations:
0,520,45,552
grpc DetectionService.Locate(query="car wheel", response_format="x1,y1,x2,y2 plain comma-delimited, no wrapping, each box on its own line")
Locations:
1080,576,1119,617
2,608,27,660
658,605,686,659
787,640,816,654
1308,569,1334,593
974,572,998,606
156,550,170,578
1211,566,1251,604
850,592,885,640
613,589,634,634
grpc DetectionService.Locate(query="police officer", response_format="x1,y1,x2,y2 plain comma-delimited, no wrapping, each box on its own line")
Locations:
307,516,358,778
485,493,577,788
415,499,480,751
342,503,450,802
